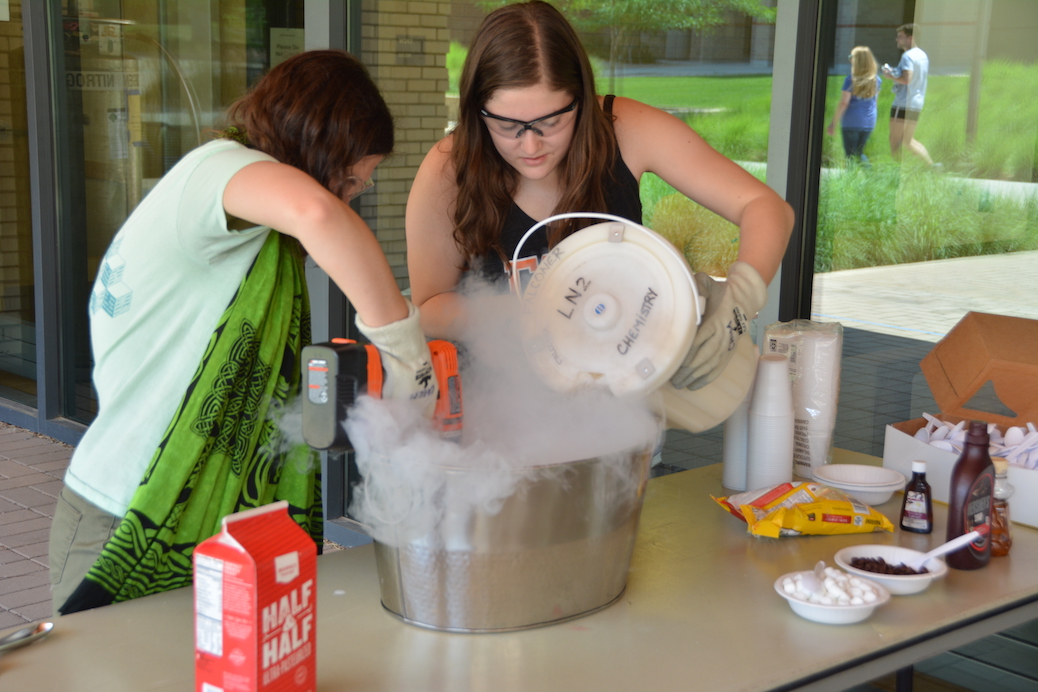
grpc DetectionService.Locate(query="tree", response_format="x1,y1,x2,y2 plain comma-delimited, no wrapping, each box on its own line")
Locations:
478,0,777,93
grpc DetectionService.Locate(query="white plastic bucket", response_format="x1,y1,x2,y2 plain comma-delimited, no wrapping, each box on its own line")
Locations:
516,213,758,432
516,214,701,396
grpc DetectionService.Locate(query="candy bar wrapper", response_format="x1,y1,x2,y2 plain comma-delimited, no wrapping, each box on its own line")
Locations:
713,481,894,539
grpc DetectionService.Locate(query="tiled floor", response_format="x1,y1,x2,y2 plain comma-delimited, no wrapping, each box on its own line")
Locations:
0,423,72,628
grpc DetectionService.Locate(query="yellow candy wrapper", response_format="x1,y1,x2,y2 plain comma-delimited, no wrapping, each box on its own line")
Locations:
713,481,894,538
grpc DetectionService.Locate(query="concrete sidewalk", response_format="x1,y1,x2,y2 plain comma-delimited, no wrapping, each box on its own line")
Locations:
812,250,1038,342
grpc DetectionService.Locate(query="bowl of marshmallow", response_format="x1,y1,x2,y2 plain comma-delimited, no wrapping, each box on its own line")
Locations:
775,561,890,624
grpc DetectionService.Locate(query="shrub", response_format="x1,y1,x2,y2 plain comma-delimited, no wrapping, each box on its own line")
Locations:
649,194,740,276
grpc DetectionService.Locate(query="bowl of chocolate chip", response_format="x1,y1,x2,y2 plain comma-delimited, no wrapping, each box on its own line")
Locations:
834,544,948,595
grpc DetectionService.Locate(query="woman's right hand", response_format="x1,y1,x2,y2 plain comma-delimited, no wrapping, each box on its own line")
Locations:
354,301,438,417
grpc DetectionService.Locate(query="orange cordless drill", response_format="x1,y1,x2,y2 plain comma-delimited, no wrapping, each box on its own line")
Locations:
301,339,463,451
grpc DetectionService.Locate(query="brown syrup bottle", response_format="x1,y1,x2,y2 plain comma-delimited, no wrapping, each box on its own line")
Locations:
945,421,994,570
899,460,933,534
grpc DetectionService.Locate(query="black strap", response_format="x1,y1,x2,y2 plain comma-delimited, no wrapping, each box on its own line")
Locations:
604,94,615,114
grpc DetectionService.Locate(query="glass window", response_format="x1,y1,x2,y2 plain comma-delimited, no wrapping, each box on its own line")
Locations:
0,1,36,408
53,0,304,424
814,0,1038,459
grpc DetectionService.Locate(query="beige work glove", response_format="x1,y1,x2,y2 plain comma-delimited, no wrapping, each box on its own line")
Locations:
355,301,438,418
670,261,768,391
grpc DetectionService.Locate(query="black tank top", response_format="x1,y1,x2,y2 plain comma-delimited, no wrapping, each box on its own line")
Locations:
475,94,642,285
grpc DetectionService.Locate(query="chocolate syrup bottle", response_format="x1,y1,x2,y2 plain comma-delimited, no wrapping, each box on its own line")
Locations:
899,460,933,534
945,421,994,570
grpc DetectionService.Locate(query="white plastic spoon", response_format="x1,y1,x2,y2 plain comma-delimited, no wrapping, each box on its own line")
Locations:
1005,431,1038,463
907,528,986,572
799,560,826,595
1004,426,1026,448
922,413,942,432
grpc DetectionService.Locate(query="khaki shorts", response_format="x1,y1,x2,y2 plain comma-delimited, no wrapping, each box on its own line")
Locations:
48,487,121,617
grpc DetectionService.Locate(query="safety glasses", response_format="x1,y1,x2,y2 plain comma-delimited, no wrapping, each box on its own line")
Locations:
344,175,375,201
480,99,578,139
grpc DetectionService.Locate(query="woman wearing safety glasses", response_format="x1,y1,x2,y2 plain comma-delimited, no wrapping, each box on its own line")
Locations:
406,1,793,392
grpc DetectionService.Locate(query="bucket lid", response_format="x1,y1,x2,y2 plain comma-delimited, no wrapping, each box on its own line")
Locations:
659,332,757,433
519,217,701,396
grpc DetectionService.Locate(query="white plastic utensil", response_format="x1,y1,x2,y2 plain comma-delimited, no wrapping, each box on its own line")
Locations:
906,530,984,571
1004,426,1026,447
799,560,827,595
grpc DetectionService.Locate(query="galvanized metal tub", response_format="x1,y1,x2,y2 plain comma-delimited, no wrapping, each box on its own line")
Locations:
372,445,652,632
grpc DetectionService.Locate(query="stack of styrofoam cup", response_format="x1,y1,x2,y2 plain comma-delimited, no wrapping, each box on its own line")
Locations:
764,322,843,478
722,371,755,491
746,354,795,490
792,330,842,475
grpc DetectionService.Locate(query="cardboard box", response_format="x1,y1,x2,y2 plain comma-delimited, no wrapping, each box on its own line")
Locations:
194,501,317,692
883,312,1038,528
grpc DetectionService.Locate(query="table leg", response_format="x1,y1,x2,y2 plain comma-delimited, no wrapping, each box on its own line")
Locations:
895,666,914,692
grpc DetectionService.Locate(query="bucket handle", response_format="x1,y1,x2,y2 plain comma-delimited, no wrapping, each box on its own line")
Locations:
511,212,697,308
512,213,652,300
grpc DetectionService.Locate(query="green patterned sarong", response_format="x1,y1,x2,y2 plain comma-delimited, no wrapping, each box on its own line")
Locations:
61,232,322,613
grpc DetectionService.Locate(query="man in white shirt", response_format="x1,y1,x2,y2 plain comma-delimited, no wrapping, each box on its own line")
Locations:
882,23,934,165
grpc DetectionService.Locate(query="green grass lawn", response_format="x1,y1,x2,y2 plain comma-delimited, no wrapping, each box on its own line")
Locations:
445,42,1038,273
626,66,1038,274
609,75,773,111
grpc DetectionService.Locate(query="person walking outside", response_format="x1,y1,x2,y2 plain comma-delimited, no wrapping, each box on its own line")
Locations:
882,23,933,165
828,46,881,166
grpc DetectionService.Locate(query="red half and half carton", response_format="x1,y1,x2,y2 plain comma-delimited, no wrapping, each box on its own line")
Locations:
882,312,1038,528
194,501,317,692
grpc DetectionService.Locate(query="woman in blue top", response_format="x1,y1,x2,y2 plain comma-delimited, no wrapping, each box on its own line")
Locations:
827,46,881,165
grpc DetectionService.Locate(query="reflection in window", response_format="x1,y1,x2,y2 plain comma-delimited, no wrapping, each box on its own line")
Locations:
57,1,305,424
813,0,1038,458
0,0,36,407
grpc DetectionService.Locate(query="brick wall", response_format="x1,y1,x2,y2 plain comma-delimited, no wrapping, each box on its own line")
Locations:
360,0,451,290
0,7,33,325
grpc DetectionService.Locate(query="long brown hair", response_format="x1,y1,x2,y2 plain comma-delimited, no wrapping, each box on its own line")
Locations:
451,1,618,267
849,46,878,100
222,50,393,200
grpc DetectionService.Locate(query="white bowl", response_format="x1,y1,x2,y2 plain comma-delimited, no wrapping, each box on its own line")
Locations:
812,464,906,505
774,570,890,624
834,544,948,595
